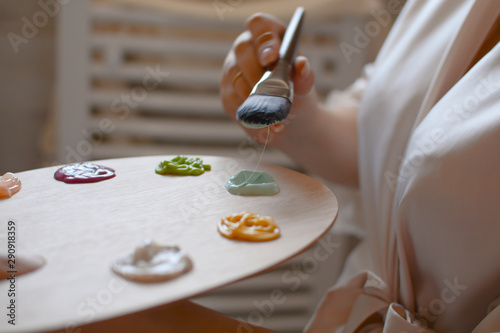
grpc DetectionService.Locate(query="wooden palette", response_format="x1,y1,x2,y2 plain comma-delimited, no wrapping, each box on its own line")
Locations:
0,155,337,332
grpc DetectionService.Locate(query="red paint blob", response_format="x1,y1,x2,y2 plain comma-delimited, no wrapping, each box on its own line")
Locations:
54,163,115,184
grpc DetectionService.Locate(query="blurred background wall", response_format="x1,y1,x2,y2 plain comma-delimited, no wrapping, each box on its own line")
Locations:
0,0,395,173
0,1,56,173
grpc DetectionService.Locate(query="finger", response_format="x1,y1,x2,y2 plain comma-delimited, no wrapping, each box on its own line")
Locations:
293,56,315,98
233,70,252,102
232,31,263,96
220,53,242,103
254,31,281,67
278,55,316,132
220,59,244,121
246,13,285,67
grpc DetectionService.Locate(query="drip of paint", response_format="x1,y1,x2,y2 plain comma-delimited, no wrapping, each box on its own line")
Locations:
155,156,211,176
54,163,115,184
0,254,45,279
111,239,192,283
225,127,279,195
225,170,279,195
0,172,22,198
218,211,280,242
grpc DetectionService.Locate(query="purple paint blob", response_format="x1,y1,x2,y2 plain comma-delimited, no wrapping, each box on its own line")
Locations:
54,163,116,184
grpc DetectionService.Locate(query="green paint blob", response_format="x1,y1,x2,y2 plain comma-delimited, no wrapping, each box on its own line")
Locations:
155,156,211,176
225,170,279,195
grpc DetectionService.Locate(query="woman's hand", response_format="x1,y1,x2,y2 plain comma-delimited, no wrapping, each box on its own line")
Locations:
220,12,359,187
220,13,318,147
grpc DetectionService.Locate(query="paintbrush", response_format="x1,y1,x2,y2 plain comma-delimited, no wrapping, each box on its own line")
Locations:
236,7,305,129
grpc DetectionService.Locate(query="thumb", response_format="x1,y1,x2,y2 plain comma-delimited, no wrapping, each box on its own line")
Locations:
293,55,315,97
272,55,317,135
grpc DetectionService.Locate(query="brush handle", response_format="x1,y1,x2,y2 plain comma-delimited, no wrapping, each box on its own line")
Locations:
279,7,305,63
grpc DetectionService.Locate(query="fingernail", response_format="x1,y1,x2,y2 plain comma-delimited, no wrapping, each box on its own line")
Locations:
257,32,274,44
300,59,311,78
260,47,274,66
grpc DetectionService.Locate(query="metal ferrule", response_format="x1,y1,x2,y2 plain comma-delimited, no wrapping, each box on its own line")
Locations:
250,60,294,102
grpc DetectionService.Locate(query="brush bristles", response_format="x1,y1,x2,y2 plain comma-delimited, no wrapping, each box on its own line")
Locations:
236,95,291,129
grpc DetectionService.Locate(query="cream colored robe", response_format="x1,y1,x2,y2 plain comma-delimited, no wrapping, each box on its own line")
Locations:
306,0,500,332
